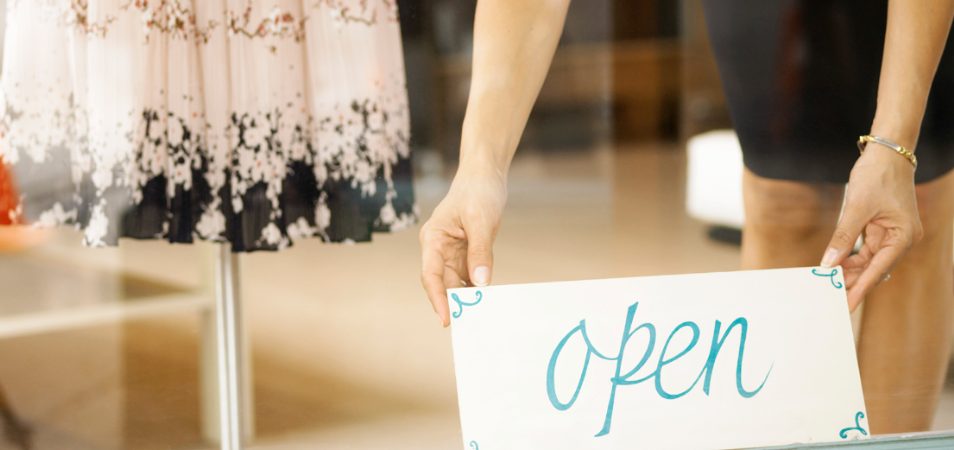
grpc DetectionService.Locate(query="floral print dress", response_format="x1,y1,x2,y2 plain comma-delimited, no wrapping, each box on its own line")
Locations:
0,0,416,251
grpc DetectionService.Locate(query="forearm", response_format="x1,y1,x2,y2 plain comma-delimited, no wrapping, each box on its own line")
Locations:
870,0,954,151
459,0,571,176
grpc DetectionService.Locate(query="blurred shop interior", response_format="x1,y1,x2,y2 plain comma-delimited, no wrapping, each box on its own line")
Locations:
0,1,951,450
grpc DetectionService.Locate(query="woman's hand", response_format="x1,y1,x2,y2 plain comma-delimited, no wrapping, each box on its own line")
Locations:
419,166,508,327
416,0,568,327
821,145,923,311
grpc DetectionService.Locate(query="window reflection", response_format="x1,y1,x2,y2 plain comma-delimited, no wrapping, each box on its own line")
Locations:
0,0,951,448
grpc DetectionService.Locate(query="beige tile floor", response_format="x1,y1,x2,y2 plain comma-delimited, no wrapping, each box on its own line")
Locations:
0,145,951,449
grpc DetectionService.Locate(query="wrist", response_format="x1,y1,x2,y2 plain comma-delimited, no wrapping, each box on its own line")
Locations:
856,142,916,180
858,135,918,169
459,110,520,177
870,113,921,153
458,140,512,178
456,149,509,183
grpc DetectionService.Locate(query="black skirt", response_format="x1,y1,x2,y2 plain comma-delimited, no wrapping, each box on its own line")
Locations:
702,0,954,184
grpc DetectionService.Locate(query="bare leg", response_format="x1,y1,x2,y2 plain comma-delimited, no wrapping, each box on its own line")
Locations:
0,382,32,450
739,168,843,269
856,170,954,433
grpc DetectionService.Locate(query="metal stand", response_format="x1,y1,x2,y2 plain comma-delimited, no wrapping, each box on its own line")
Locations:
214,243,246,450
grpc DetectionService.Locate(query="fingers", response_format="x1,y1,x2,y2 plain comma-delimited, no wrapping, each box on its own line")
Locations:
840,253,867,289
421,240,451,327
463,220,495,287
842,227,879,290
846,240,907,311
820,207,869,268
444,269,466,291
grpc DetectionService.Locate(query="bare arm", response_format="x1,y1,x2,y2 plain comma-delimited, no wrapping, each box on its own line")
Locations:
823,0,954,309
460,0,572,174
870,0,954,148
420,1,570,326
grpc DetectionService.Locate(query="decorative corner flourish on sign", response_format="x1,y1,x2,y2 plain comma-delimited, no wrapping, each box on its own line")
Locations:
811,267,844,289
451,290,483,319
468,440,479,449
838,411,868,439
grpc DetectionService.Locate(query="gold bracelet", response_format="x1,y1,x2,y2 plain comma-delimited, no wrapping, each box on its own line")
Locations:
857,135,917,169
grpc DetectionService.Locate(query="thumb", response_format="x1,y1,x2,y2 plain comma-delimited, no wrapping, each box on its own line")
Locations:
465,223,495,287
821,208,868,268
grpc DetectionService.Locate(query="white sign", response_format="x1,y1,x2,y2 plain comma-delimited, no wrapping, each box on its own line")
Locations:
449,267,868,450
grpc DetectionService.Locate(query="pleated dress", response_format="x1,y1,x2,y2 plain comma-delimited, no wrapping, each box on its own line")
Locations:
0,0,416,251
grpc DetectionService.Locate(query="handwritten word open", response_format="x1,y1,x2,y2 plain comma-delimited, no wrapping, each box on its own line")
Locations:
546,301,773,436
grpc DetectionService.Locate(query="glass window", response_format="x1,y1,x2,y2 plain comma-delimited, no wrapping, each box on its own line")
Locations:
0,0,951,448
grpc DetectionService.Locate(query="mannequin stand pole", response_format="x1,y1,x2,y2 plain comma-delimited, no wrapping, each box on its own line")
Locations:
215,243,245,450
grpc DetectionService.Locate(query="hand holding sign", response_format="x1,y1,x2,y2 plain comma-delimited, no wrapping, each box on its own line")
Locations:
450,267,867,449
419,168,507,326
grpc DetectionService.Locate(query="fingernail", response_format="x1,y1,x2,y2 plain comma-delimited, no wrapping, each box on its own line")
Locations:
820,248,839,268
472,266,490,287
438,315,445,327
